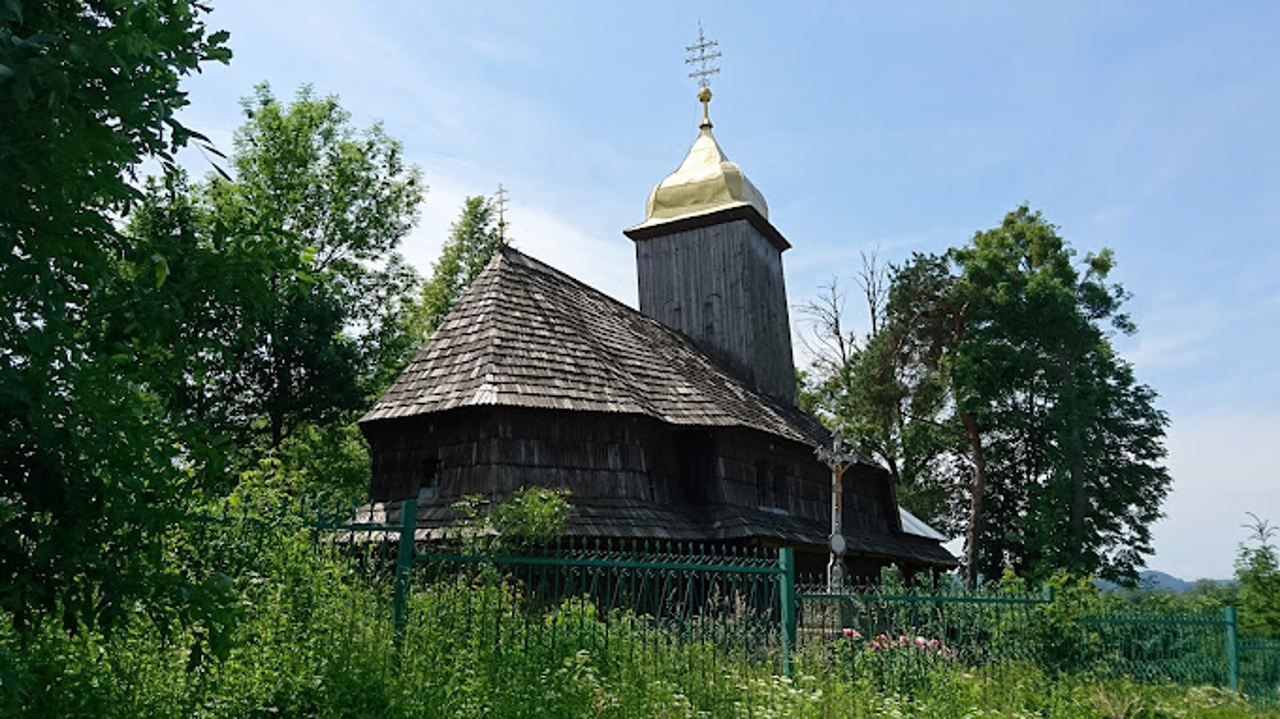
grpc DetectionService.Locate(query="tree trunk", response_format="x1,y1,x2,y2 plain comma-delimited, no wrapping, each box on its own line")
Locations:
1057,349,1087,573
960,409,986,589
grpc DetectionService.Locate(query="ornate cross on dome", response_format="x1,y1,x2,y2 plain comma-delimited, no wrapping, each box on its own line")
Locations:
684,22,721,89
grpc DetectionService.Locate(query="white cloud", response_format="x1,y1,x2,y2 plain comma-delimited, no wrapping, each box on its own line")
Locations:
508,204,636,305
1147,410,1280,580
400,163,636,307
1119,322,1217,371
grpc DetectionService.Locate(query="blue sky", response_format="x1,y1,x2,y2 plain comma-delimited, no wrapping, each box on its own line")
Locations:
177,1,1280,580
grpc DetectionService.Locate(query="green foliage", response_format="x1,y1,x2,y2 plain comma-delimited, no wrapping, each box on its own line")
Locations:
220,83,425,396
3,525,1278,718
127,84,424,456
451,486,572,551
0,0,230,632
416,195,504,338
115,85,422,511
1237,515,1280,639
272,422,373,509
949,208,1169,585
2,5,418,637
488,486,572,546
121,171,359,468
831,628,960,699
1098,579,1236,617
800,264,962,533
807,206,1170,586
1034,571,1105,671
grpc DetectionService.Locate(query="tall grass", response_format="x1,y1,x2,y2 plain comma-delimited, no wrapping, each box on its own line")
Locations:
1,522,1275,718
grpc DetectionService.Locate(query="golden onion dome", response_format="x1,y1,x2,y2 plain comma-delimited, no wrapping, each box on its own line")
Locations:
640,87,768,225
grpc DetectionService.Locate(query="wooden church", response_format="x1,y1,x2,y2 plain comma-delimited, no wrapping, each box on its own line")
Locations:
359,84,956,580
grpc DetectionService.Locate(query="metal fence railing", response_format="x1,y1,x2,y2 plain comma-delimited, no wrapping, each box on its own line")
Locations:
408,541,789,699
313,499,1280,707
1078,611,1234,688
1242,638,1280,709
791,581,1051,701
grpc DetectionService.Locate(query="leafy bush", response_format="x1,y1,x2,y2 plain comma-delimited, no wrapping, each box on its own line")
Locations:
451,486,572,552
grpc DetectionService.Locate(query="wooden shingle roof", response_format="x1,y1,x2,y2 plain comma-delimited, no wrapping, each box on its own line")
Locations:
362,247,828,448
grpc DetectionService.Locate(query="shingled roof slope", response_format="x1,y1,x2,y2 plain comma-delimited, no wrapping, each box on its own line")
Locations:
362,247,827,447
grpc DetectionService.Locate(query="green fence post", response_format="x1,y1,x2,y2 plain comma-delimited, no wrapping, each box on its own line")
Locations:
393,497,418,649
1225,605,1240,691
779,547,797,678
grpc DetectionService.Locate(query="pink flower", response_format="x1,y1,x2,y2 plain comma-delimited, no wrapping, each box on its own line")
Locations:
842,628,862,640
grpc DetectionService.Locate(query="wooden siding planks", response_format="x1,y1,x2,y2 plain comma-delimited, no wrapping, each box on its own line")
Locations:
634,218,797,403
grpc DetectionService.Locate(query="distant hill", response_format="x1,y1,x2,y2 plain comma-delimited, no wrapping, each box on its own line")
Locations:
1138,570,1195,592
1096,570,1235,593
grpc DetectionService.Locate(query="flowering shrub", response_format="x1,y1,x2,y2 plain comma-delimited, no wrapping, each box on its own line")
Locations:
866,632,955,659
835,627,958,697
840,628,955,658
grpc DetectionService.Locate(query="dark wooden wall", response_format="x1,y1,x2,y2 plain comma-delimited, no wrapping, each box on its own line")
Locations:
634,217,797,404
363,406,899,550
362,406,680,505
713,427,897,535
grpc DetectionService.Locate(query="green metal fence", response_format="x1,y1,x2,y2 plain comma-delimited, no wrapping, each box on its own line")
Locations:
319,501,1280,707
377,500,794,702
1077,609,1235,688
1077,607,1280,706
791,582,1052,699
406,543,789,694
1243,638,1280,708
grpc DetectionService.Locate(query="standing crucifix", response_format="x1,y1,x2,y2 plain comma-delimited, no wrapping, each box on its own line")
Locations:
816,432,859,592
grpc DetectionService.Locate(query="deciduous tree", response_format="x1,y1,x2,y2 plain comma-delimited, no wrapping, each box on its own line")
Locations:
123,85,424,505
800,257,962,531
206,84,424,446
0,0,229,630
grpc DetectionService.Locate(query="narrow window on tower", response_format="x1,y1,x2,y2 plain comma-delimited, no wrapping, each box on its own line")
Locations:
703,293,721,340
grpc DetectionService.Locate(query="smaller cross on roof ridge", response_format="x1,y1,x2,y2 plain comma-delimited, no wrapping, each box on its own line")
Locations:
493,184,510,245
